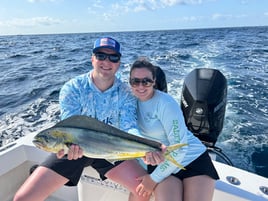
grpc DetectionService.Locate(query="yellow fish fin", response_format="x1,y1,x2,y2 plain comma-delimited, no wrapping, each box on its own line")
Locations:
165,154,186,170
166,143,188,153
110,152,146,161
164,143,188,170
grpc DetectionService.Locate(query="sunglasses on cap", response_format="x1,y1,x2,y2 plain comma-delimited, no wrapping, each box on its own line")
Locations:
94,52,120,63
129,77,154,87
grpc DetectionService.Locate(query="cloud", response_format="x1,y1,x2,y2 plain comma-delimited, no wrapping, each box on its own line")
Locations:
1,17,62,27
98,3,130,21
85,0,212,23
181,15,202,22
212,13,247,21
212,13,233,20
89,0,208,20
160,0,205,7
88,0,104,14
126,0,206,11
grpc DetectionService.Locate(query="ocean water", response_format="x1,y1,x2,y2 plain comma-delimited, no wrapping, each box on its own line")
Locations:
0,26,267,178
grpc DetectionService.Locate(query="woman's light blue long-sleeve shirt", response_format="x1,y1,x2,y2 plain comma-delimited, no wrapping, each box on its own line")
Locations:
137,90,206,183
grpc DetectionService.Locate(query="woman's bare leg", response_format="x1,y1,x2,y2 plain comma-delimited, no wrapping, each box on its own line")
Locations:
154,175,183,201
13,166,68,201
183,175,215,201
105,160,150,201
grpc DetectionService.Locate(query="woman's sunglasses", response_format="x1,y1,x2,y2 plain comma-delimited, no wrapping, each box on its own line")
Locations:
94,52,120,63
129,78,154,87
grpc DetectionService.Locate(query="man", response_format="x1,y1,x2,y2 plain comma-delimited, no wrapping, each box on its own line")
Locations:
14,37,163,201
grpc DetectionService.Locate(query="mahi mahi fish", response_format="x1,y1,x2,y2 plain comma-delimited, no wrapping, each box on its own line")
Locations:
33,115,187,169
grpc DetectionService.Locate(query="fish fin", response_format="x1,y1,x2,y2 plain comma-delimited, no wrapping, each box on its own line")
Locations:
63,145,69,155
165,143,188,153
55,115,130,137
106,159,118,164
107,158,140,163
55,115,104,129
165,155,186,170
108,152,146,161
164,143,188,170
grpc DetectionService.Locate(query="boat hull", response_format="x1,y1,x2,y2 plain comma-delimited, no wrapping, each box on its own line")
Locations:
1,132,268,201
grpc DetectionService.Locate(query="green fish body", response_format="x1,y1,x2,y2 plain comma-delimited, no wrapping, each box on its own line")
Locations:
33,115,187,169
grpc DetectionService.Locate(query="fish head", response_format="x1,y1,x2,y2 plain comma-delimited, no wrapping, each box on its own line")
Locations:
32,128,68,153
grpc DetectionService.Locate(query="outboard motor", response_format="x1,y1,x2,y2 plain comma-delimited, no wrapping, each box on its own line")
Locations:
181,68,227,147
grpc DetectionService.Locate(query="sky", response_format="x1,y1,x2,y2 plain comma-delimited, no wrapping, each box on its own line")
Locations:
0,0,267,36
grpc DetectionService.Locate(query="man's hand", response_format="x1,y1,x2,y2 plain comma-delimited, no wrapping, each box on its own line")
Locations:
56,144,83,160
143,144,166,165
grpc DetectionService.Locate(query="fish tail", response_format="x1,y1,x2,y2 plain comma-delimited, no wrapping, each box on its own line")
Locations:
164,143,188,170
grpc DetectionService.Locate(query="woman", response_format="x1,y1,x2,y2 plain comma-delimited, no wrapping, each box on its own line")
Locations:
128,59,219,201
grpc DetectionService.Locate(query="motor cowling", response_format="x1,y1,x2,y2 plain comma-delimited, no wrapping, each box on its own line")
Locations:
181,68,227,147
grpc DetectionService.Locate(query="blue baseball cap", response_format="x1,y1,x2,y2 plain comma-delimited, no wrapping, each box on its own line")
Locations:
93,37,121,56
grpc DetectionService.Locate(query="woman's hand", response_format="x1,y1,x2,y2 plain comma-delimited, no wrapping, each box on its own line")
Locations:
56,144,83,160
143,144,166,165
136,174,157,197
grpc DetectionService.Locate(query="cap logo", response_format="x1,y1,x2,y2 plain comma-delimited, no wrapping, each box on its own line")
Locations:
100,38,116,48
93,37,121,56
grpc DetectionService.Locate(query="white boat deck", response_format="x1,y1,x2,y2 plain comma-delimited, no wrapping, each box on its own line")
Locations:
1,132,268,201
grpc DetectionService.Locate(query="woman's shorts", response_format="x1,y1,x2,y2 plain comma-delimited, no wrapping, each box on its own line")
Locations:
41,154,122,186
148,150,219,180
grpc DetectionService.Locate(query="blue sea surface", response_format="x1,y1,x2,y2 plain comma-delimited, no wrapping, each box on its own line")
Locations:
0,26,267,178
